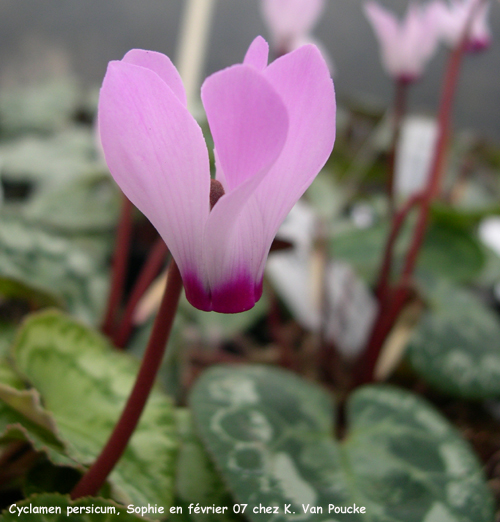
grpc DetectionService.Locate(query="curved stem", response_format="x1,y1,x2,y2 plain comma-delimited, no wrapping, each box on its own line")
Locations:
400,0,486,284
101,196,134,337
113,239,170,348
375,192,424,302
387,79,409,216
355,0,486,386
71,261,183,499
355,285,411,386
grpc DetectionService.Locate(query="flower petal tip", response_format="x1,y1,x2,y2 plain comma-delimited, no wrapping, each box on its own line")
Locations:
244,36,270,70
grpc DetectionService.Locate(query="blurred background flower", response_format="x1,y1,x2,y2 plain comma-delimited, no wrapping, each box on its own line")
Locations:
364,1,442,83
0,1,498,138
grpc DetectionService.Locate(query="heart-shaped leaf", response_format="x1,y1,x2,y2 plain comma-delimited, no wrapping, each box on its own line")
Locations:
0,213,108,323
409,279,500,399
190,365,493,522
4,311,177,512
332,220,485,285
174,408,243,522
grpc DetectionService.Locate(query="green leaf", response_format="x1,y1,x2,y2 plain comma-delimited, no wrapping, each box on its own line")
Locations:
305,170,346,221
430,201,500,230
0,276,63,312
8,311,177,511
0,355,24,390
190,365,493,522
24,172,121,233
0,276,63,393
0,494,146,522
408,279,500,399
0,128,101,191
0,79,80,135
24,460,83,497
174,408,243,522
0,213,108,323
331,220,485,285
0,322,18,359
0,393,70,467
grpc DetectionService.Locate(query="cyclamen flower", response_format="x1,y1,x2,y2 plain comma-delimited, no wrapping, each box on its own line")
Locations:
364,1,441,83
429,0,491,51
99,36,336,313
261,0,325,55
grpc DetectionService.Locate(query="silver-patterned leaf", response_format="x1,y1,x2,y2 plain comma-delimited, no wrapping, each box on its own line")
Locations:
190,365,493,522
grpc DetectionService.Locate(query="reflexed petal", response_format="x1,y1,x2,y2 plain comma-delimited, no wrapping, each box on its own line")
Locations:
261,0,325,43
364,2,399,56
201,63,289,191
470,1,491,51
122,49,187,106
421,3,443,60
365,1,440,80
202,44,335,312
288,35,336,76
99,60,210,283
203,172,266,312
200,62,289,312
255,44,335,262
432,0,491,50
243,36,269,71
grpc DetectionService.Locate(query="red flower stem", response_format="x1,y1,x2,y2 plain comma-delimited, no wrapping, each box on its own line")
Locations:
399,0,485,283
387,79,409,216
375,192,424,302
101,195,134,337
355,0,485,386
71,261,183,499
113,238,170,348
355,285,411,385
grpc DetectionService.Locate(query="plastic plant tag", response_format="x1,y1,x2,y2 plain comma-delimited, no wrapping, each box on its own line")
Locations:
324,261,377,357
266,200,319,331
479,216,500,257
394,115,438,198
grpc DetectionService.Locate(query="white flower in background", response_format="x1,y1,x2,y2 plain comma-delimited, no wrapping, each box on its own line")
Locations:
364,1,442,83
261,0,325,53
429,0,492,51
260,0,334,72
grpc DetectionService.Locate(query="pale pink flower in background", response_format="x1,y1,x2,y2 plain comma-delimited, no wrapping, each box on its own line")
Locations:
429,0,491,51
260,0,325,54
98,36,336,313
364,1,442,83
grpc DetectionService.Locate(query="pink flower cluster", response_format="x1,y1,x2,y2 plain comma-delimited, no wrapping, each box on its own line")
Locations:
364,0,492,83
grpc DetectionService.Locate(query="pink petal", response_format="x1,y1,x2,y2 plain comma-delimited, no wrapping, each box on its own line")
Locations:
201,44,335,312
470,1,491,51
364,1,399,46
198,62,289,312
201,63,289,192
288,35,336,76
202,174,267,312
98,60,210,286
364,2,400,75
122,49,187,106
261,0,325,46
243,36,269,71
365,1,440,81
255,44,335,259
